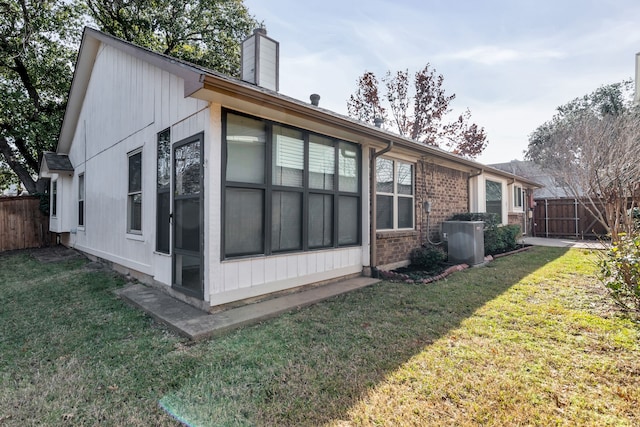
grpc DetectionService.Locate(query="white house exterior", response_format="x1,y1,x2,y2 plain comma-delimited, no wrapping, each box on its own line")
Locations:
42,28,538,310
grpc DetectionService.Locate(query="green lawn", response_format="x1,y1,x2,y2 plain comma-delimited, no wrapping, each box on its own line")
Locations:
1,247,639,426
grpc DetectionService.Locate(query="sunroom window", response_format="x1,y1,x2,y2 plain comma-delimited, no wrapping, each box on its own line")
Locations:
223,111,361,259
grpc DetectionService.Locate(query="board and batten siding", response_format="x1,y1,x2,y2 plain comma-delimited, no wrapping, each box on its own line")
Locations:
62,39,370,307
66,42,208,280
257,37,278,91
212,248,363,305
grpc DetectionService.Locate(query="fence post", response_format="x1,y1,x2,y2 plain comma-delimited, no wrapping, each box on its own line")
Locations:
574,198,579,239
545,199,549,238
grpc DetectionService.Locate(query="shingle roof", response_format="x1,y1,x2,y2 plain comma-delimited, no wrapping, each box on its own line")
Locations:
43,152,74,172
489,160,573,198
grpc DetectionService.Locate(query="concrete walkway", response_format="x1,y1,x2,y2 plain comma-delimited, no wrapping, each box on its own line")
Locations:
521,236,609,250
116,277,379,340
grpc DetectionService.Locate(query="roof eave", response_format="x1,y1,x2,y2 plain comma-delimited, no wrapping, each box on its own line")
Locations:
200,74,494,174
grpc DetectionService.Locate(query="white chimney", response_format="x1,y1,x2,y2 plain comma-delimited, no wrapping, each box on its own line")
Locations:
241,28,279,92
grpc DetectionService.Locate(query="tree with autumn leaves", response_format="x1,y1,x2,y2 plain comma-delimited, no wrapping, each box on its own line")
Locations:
347,64,488,158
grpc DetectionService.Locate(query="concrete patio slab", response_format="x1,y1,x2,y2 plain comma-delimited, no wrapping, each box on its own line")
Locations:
116,276,380,340
521,236,608,250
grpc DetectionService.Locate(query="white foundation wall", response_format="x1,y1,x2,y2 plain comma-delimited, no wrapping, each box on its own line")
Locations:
65,42,208,281
212,248,363,305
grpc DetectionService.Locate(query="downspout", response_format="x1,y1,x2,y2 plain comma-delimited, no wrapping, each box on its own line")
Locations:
370,140,393,273
467,169,483,213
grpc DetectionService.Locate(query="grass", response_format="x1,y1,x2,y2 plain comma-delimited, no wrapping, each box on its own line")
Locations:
1,247,639,426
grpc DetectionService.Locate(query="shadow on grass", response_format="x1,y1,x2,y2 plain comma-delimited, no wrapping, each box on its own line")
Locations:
160,246,571,426
0,252,202,426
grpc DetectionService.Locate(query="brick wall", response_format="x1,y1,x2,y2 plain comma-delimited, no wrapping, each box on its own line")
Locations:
508,212,526,234
376,160,469,268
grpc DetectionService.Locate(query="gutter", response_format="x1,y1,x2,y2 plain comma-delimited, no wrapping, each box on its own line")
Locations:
370,140,394,272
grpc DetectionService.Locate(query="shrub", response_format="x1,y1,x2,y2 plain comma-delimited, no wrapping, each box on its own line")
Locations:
485,224,521,256
410,246,446,272
598,233,640,314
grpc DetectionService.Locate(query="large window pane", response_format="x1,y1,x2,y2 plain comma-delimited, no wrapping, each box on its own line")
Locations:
272,191,302,251
338,196,358,245
339,141,359,193
397,163,413,195
309,194,333,248
225,188,264,256
398,197,413,228
309,135,334,190
223,111,362,257
376,195,393,230
226,113,266,184
376,158,393,193
273,126,304,187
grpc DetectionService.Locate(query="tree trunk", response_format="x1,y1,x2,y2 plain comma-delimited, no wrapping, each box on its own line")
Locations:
0,135,37,194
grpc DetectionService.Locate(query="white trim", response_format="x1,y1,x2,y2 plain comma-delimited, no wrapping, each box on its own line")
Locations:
375,157,415,231
126,233,145,242
510,183,524,213
127,148,143,234
73,244,152,275
211,265,361,306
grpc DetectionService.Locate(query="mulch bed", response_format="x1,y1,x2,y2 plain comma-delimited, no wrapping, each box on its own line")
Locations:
379,245,534,284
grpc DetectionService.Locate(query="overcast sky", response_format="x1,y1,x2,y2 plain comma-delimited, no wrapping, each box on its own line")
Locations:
242,0,640,164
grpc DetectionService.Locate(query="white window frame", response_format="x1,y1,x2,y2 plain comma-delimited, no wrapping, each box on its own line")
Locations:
512,184,524,211
78,173,85,227
127,149,143,234
376,158,415,231
485,178,503,224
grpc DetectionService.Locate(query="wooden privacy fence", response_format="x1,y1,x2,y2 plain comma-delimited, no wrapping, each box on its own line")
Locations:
0,196,50,252
533,198,608,239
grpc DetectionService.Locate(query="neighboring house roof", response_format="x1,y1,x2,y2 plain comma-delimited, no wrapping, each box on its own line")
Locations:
57,27,540,188
39,151,74,177
490,160,571,198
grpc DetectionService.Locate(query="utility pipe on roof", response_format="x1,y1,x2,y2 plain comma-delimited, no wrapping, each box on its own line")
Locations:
370,140,394,272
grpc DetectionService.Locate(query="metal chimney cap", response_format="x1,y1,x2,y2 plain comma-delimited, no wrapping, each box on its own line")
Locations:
310,94,321,106
254,27,267,35
374,117,384,128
